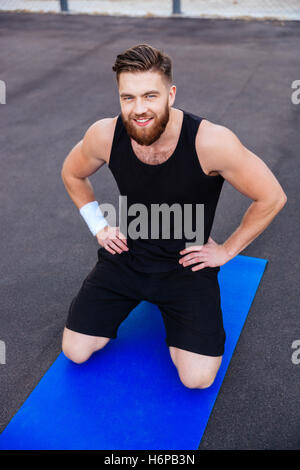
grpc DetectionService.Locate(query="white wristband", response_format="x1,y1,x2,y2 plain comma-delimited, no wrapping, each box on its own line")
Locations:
79,201,109,236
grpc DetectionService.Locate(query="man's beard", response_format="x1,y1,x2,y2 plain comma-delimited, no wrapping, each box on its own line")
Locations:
121,103,170,146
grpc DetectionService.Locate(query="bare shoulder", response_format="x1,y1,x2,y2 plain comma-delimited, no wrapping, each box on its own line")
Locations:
83,116,118,164
195,118,241,175
197,118,239,147
196,118,287,205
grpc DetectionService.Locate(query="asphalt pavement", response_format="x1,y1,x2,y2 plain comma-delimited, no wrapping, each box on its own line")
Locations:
0,11,299,449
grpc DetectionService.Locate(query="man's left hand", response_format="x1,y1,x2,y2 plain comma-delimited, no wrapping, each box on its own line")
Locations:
178,236,230,271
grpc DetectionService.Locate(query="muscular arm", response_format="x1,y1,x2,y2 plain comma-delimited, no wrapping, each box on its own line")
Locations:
61,118,114,209
197,122,287,260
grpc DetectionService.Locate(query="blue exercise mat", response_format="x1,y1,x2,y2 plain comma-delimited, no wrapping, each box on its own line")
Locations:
0,254,267,450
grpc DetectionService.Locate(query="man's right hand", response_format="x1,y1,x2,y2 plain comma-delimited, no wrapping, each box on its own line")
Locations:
96,226,129,255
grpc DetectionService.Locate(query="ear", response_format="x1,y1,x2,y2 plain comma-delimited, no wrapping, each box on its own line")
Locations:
169,85,176,106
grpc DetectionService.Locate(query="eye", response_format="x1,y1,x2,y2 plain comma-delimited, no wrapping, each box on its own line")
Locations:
147,94,156,99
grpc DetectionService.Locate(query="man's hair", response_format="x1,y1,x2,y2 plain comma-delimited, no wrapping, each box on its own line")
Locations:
112,44,172,86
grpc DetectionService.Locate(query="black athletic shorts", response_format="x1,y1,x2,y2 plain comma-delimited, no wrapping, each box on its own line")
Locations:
65,252,226,357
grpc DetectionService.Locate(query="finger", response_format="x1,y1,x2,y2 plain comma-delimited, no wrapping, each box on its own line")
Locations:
179,254,199,265
116,228,128,243
104,243,117,255
180,252,206,264
118,235,128,246
113,237,129,252
115,233,128,249
191,262,208,272
179,245,203,255
183,256,207,267
107,239,124,254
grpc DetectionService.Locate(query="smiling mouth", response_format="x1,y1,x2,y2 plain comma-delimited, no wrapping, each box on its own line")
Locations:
133,117,154,127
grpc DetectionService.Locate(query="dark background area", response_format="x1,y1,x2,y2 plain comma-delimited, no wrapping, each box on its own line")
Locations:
0,12,299,449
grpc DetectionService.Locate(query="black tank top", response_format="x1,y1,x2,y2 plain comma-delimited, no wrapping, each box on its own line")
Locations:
98,109,225,273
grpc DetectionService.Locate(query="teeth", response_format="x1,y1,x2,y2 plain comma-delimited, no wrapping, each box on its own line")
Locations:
136,118,151,122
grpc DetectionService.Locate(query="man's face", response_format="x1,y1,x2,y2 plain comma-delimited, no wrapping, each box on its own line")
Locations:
118,70,176,146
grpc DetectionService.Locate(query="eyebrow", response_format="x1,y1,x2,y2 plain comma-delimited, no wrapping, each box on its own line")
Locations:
120,90,161,98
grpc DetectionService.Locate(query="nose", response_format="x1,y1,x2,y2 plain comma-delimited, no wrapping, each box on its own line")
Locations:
133,98,148,117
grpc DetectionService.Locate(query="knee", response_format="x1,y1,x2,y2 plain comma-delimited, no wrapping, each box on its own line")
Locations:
62,343,92,364
178,370,217,390
62,330,110,364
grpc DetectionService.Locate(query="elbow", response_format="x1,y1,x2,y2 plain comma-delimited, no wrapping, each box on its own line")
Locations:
279,192,287,207
260,192,287,213
275,192,287,211
61,165,68,182
61,171,67,186
61,159,71,182
61,168,71,187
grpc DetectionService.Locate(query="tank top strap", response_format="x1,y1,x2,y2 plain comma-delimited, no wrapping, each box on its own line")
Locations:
180,109,203,147
108,114,126,171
